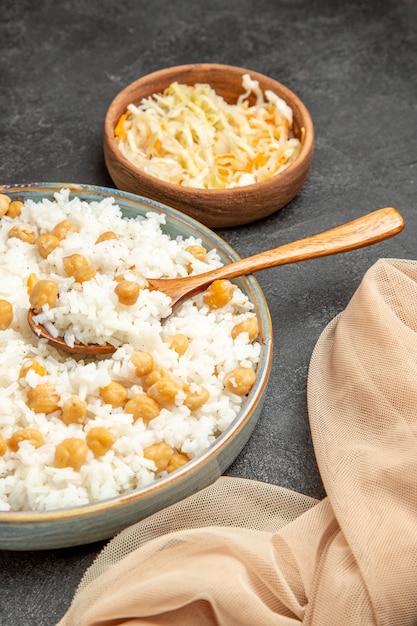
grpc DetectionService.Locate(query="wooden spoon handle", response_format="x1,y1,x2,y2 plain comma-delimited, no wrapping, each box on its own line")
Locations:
149,207,404,307
202,206,404,281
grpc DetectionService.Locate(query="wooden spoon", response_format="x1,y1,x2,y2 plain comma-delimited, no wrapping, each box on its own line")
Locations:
28,206,404,356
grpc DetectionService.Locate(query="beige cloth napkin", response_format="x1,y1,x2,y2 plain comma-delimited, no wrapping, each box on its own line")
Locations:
57,258,417,625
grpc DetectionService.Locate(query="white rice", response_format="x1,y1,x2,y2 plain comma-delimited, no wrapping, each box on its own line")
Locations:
0,189,260,511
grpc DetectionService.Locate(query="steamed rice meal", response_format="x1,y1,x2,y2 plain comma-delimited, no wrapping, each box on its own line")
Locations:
115,74,301,189
0,189,261,512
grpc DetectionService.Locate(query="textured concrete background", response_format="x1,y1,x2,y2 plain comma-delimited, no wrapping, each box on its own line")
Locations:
1,1,416,624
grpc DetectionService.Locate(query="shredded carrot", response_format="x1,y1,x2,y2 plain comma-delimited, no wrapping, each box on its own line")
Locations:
153,139,162,156
114,112,129,139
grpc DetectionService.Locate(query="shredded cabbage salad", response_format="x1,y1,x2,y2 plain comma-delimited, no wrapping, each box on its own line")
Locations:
114,74,302,189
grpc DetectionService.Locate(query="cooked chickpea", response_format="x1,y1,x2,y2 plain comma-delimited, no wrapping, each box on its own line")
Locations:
183,384,210,411
62,395,87,425
224,367,256,396
99,381,128,408
29,279,59,313
8,224,36,244
0,193,11,217
26,273,38,295
8,428,44,452
19,359,46,380
36,232,60,258
143,441,173,472
73,264,96,283
54,438,88,470
164,333,189,355
130,351,154,377
52,219,77,240
186,244,206,262
231,317,259,342
142,367,166,391
114,279,140,306
63,254,88,277
203,279,235,309
147,377,182,408
0,434,7,456
124,393,160,424
0,299,13,330
86,427,116,456
7,200,23,218
186,244,206,261
95,231,118,243
166,452,190,473
27,383,60,414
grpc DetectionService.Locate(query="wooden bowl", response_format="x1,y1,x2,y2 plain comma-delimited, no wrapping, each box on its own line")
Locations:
103,64,314,228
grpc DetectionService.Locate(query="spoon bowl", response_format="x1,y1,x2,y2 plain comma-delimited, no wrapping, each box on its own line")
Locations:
28,206,404,356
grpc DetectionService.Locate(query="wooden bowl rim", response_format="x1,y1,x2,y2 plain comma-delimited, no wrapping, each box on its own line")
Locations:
103,63,314,199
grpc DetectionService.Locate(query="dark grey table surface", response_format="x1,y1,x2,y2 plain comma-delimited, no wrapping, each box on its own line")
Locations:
1,1,416,624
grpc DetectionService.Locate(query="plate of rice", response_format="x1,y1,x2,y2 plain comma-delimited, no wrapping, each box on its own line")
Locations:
0,183,272,549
